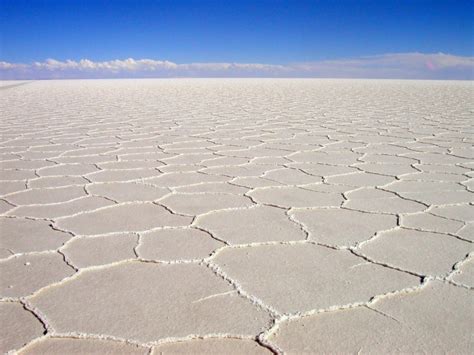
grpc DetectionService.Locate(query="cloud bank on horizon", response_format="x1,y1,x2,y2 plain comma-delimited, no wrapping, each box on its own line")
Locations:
1,52,473,80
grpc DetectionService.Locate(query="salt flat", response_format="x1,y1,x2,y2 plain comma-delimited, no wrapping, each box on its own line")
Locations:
0,79,473,354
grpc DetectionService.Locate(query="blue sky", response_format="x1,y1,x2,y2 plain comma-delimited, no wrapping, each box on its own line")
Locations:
1,0,473,79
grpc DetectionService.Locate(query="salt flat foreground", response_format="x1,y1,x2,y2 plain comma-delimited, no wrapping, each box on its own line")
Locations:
0,79,473,354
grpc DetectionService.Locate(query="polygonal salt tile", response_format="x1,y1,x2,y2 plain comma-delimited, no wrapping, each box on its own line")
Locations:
213,244,419,314
230,177,284,188
5,186,86,205
262,142,313,152
373,281,472,352
350,135,412,144
289,163,358,177
56,203,192,235
201,164,276,178
175,182,248,194
321,141,365,151
19,151,62,160
0,217,71,254
404,152,470,165
288,151,361,165
222,147,288,158
161,153,215,165
62,234,137,267
163,140,215,150
429,204,474,223
326,172,395,187
138,228,223,261
146,172,228,187
344,188,426,214
291,209,396,247
414,163,470,174
385,180,465,193
359,228,470,276
7,196,115,219
291,134,331,145
86,169,161,183
262,168,321,185
201,156,250,167
0,252,75,297
53,156,116,165
399,172,467,183
271,306,408,353
19,337,148,355
401,212,464,234
28,176,89,188
163,148,210,155
398,190,474,205
87,182,169,202
117,141,161,149
303,183,353,193
160,193,253,215
97,160,164,170
354,162,418,176
251,156,290,165
51,137,81,145
270,282,472,354
0,302,45,353
1,160,56,170
37,163,99,176
151,338,271,354
249,186,343,208
119,152,171,161
29,262,271,343
61,147,116,157
28,142,70,151
361,154,417,164
159,164,203,173
166,165,208,173
76,137,120,146
212,138,260,149
195,206,305,244
2,139,50,148
354,144,414,155
0,169,37,180
0,181,27,195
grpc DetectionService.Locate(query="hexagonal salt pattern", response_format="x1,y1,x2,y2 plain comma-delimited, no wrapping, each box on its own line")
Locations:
1,79,472,353
28,262,271,343
270,281,472,354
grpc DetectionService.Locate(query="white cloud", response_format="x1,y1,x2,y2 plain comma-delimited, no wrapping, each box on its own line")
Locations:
1,53,473,80
31,58,179,72
290,53,474,79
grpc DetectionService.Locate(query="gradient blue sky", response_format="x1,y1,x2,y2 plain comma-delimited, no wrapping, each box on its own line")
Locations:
1,0,473,79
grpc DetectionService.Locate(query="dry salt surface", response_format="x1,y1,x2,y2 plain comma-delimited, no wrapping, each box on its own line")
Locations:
0,78,473,354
